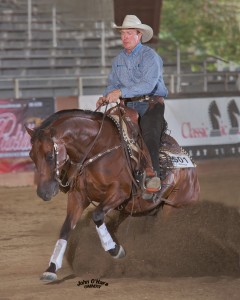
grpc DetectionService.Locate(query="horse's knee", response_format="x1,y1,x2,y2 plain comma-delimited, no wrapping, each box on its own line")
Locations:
92,209,104,227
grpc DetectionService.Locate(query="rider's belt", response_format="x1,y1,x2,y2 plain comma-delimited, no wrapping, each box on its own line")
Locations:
123,95,164,105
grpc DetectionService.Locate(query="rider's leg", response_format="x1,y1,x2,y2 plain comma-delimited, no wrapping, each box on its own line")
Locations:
140,102,165,192
126,100,165,192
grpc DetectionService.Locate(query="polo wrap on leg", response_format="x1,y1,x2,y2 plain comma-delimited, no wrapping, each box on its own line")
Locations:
49,239,67,271
96,223,116,251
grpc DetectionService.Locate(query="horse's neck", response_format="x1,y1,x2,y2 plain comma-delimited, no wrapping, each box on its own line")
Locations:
54,115,103,161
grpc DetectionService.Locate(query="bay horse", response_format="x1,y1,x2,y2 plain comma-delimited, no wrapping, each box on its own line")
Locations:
26,105,200,282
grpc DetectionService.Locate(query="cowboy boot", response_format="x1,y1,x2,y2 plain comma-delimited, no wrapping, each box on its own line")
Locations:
144,167,161,193
140,139,161,193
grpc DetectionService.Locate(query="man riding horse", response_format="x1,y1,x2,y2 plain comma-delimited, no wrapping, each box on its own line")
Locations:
97,15,168,194
25,15,201,283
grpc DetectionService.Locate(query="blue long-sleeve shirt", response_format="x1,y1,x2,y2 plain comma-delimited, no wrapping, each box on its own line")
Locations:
103,43,168,98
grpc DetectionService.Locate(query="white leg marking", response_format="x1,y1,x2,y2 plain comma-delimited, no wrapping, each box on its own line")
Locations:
49,239,67,271
96,223,116,251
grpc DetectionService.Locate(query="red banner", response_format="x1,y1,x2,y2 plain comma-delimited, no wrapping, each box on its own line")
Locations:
0,98,55,173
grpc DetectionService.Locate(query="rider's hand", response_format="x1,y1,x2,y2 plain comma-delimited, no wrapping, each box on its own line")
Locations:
106,89,122,103
96,96,107,108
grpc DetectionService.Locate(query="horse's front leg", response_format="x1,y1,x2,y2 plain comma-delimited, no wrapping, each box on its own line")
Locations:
40,191,89,282
93,204,126,259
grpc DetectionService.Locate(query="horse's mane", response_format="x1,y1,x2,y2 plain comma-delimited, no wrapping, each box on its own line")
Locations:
32,109,103,140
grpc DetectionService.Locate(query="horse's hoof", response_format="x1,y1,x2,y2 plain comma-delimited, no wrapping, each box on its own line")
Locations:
113,245,126,259
40,272,57,282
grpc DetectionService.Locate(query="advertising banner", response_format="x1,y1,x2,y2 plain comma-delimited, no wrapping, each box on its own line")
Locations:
0,98,55,173
80,95,240,159
165,96,240,158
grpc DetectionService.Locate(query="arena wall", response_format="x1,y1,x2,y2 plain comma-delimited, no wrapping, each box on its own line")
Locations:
0,93,239,187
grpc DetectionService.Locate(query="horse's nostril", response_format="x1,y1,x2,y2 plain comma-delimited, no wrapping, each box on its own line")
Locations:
37,189,51,201
44,193,52,201
37,188,52,201
37,181,59,201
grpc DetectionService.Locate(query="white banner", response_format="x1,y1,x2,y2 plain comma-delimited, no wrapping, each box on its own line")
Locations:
165,96,240,147
79,95,240,158
79,95,115,112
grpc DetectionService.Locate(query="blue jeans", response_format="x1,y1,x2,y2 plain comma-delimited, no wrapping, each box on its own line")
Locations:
126,101,148,117
127,101,165,176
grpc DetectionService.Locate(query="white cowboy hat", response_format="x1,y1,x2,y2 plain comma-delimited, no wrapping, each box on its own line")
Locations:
113,15,153,43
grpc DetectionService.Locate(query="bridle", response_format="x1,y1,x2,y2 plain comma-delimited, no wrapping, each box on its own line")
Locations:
53,141,70,188
52,138,122,189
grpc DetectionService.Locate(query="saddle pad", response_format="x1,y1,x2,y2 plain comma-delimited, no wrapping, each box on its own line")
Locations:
163,151,196,168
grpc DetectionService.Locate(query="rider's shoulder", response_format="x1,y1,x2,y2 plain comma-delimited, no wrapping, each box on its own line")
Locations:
141,45,159,58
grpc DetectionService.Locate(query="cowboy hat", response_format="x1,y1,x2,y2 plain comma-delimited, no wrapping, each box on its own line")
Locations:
113,15,153,43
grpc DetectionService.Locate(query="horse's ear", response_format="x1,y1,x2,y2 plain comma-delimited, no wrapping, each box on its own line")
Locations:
25,125,34,137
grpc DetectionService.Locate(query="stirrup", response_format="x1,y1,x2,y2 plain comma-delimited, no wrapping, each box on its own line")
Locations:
142,171,161,193
142,192,154,200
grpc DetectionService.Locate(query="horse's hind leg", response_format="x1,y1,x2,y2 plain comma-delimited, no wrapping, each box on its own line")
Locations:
40,191,89,282
92,205,126,259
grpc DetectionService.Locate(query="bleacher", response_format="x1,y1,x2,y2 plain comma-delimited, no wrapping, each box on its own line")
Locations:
0,0,123,97
0,0,239,98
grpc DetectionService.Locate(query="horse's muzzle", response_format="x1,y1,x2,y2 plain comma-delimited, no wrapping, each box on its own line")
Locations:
37,180,59,201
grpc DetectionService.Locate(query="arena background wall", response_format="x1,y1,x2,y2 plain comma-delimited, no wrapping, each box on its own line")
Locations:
0,93,239,187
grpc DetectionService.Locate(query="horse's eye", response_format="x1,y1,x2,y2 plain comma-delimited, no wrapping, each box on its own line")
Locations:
46,152,54,161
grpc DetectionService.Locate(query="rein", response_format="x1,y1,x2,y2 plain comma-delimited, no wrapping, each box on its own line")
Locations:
52,103,120,187
52,102,139,198
76,103,109,171
70,145,121,172
114,104,140,190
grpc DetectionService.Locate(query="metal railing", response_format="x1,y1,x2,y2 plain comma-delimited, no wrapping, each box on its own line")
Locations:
0,71,239,98
0,75,107,98
1,0,240,97
169,71,240,93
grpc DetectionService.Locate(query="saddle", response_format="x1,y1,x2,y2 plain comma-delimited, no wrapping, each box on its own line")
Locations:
106,104,151,171
106,104,175,182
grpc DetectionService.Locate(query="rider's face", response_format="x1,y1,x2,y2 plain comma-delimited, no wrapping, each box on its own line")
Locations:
120,29,142,53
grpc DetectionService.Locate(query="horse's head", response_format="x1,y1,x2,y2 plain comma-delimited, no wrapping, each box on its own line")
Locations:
26,126,67,201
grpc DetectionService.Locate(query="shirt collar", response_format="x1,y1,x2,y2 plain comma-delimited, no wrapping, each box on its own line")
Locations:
124,42,142,56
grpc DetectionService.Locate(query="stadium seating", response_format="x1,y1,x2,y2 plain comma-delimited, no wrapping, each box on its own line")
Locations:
0,0,123,97
0,0,239,98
